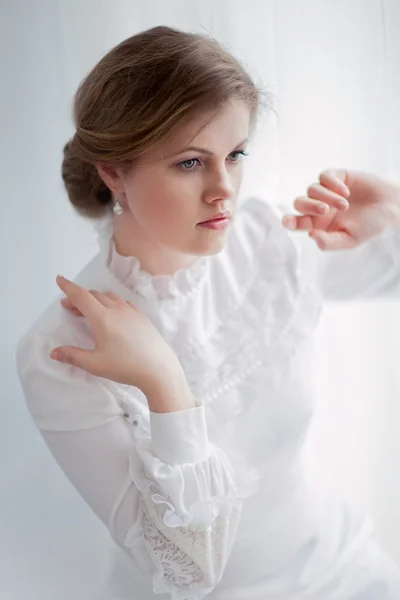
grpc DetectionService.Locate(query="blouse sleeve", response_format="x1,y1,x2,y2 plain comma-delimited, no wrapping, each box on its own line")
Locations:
15,330,259,600
273,201,400,301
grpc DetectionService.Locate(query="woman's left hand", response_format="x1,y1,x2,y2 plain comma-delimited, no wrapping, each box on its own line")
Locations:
283,169,400,250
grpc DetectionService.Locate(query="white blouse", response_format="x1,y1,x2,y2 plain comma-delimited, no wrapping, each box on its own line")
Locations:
16,197,400,600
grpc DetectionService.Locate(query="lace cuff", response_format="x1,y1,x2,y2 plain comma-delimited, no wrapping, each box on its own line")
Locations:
125,423,260,598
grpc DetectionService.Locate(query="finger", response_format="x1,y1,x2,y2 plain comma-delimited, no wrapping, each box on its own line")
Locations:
56,276,105,325
309,229,357,250
60,290,122,314
50,344,100,374
318,169,350,198
306,184,349,210
282,214,314,231
126,300,139,310
294,197,330,216
88,289,116,308
103,292,127,304
60,298,84,316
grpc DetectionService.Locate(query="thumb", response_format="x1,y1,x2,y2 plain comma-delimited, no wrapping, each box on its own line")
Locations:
50,346,96,370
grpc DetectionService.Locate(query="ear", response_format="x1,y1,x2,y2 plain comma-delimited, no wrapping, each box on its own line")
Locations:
95,163,123,194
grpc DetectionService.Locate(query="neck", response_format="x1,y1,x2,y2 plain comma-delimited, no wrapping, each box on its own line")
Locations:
112,212,200,276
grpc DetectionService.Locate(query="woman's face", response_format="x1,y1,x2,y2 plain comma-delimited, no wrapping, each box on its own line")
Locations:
99,98,251,272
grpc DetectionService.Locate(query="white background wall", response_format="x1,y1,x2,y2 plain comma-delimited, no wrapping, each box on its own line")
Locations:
1,0,399,598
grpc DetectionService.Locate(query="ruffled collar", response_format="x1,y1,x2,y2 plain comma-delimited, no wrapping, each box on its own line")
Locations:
94,215,209,302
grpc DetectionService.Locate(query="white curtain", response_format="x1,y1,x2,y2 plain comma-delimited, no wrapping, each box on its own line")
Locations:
2,0,399,597
272,0,400,568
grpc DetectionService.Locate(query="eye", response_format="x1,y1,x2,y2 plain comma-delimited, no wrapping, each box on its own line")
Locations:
228,150,249,162
178,158,201,171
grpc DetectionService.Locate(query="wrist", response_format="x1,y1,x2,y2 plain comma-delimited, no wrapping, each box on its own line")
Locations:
142,367,197,413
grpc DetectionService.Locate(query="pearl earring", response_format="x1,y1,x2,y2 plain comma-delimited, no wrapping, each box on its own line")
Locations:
113,198,124,215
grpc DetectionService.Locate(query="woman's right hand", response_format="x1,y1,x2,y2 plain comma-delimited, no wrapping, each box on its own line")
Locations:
50,275,184,393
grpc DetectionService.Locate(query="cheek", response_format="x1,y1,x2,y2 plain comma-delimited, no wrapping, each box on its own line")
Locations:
129,176,193,232
154,172,200,220
231,164,244,187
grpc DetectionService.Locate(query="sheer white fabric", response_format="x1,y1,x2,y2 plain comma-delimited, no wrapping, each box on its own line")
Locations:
16,197,400,599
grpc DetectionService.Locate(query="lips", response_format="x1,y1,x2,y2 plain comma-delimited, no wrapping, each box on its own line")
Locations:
199,212,231,224
203,217,228,223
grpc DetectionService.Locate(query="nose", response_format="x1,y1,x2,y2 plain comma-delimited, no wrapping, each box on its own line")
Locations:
204,167,236,204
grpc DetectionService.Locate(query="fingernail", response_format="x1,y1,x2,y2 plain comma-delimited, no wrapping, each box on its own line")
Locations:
283,216,296,230
50,350,61,360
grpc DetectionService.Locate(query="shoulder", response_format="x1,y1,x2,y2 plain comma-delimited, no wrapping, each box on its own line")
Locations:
15,255,121,432
16,254,103,372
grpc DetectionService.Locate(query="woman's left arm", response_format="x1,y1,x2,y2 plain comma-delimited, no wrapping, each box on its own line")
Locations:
282,169,400,300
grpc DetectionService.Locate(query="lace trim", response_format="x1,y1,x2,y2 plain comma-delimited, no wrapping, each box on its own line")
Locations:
94,214,209,302
127,495,242,598
185,280,321,419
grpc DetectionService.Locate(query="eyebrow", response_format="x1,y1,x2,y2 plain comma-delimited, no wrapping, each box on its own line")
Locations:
172,138,249,157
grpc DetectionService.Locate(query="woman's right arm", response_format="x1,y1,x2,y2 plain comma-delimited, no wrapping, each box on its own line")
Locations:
16,330,259,599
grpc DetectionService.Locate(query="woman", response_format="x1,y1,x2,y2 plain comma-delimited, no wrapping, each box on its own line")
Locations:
16,25,400,599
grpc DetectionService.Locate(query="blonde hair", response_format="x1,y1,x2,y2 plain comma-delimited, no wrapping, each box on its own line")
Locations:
61,25,272,218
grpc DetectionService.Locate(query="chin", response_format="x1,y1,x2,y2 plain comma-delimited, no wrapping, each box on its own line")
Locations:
195,237,229,257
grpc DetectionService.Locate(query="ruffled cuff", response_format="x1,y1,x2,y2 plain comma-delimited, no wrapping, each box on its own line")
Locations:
127,424,260,530
124,401,261,597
